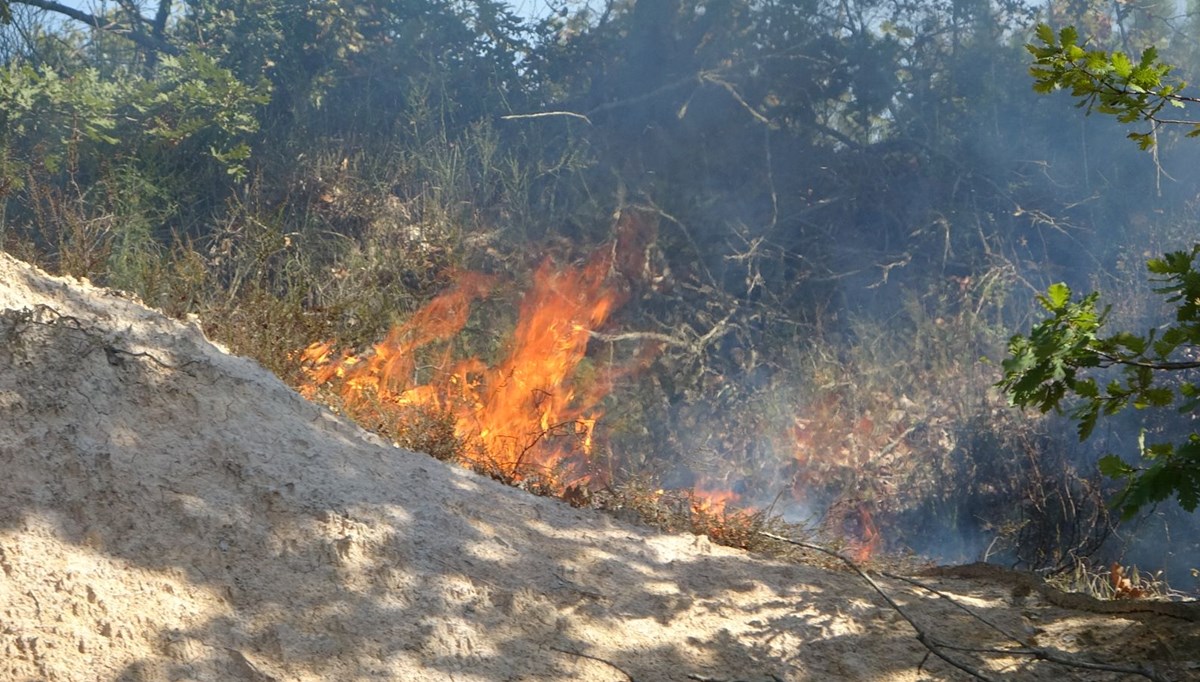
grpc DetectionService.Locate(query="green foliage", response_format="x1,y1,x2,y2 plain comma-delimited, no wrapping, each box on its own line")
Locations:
1027,23,1200,148
1000,284,1106,421
136,49,271,181
0,64,122,173
1001,24,1200,519
0,50,266,181
1000,249,1200,518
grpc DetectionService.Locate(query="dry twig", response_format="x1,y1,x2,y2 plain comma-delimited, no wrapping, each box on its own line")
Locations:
883,571,1169,681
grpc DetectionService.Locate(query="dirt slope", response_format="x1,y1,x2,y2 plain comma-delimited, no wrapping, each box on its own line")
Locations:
1,252,1197,681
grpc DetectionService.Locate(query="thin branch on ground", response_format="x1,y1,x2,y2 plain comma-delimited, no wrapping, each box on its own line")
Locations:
5,305,198,372
882,571,1169,682
549,646,635,681
687,675,783,682
590,312,735,356
756,531,998,681
589,329,689,347
759,531,1171,682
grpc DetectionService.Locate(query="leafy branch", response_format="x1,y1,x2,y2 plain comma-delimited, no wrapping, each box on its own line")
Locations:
1000,25,1200,519
999,247,1200,518
1026,24,1200,148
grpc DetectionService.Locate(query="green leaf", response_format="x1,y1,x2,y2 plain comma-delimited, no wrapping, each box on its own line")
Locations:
1109,331,1145,354
1098,454,1134,478
1036,23,1055,47
1043,282,1072,309
1077,405,1100,440
1111,52,1132,79
1059,25,1078,49
1074,377,1100,398
1020,26,1200,517
1135,388,1175,409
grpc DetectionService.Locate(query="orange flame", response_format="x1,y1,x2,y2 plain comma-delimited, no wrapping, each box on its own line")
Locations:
852,504,880,563
784,399,892,562
463,252,621,482
691,482,741,518
300,250,625,491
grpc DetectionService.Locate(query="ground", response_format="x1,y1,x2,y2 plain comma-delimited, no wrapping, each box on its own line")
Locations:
0,252,1197,681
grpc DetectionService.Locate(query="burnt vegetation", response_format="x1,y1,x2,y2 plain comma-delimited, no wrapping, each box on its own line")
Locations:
2,0,1198,592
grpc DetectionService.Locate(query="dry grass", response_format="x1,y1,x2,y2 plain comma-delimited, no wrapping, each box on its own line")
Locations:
1047,558,1185,601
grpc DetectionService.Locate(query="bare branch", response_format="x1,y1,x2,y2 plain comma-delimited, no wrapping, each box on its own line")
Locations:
587,72,703,118
701,73,772,127
589,330,688,347
151,0,170,39
549,646,635,681
885,570,1172,682
11,0,178,54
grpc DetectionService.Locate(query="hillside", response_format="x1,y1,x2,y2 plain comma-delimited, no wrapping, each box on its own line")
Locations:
1,252,1197,681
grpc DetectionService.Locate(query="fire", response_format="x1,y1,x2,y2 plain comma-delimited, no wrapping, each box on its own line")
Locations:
851,504,880,563
691,482,741,518
463,252,622,482
300,250,625,491
787,405,888,561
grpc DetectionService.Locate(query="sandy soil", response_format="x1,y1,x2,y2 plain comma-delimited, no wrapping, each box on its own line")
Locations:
1,252,1197,681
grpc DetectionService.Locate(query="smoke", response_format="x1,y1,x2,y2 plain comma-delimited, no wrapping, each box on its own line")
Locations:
552,0,1200,588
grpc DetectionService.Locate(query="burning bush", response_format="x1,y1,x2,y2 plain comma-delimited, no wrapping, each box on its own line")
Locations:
300,248,627,492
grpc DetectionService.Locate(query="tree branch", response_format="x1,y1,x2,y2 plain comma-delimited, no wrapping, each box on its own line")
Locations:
11,0,178,55
758,532,1178,682
152,0,171,39
1093,350,1200,371
885,570,1170,681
